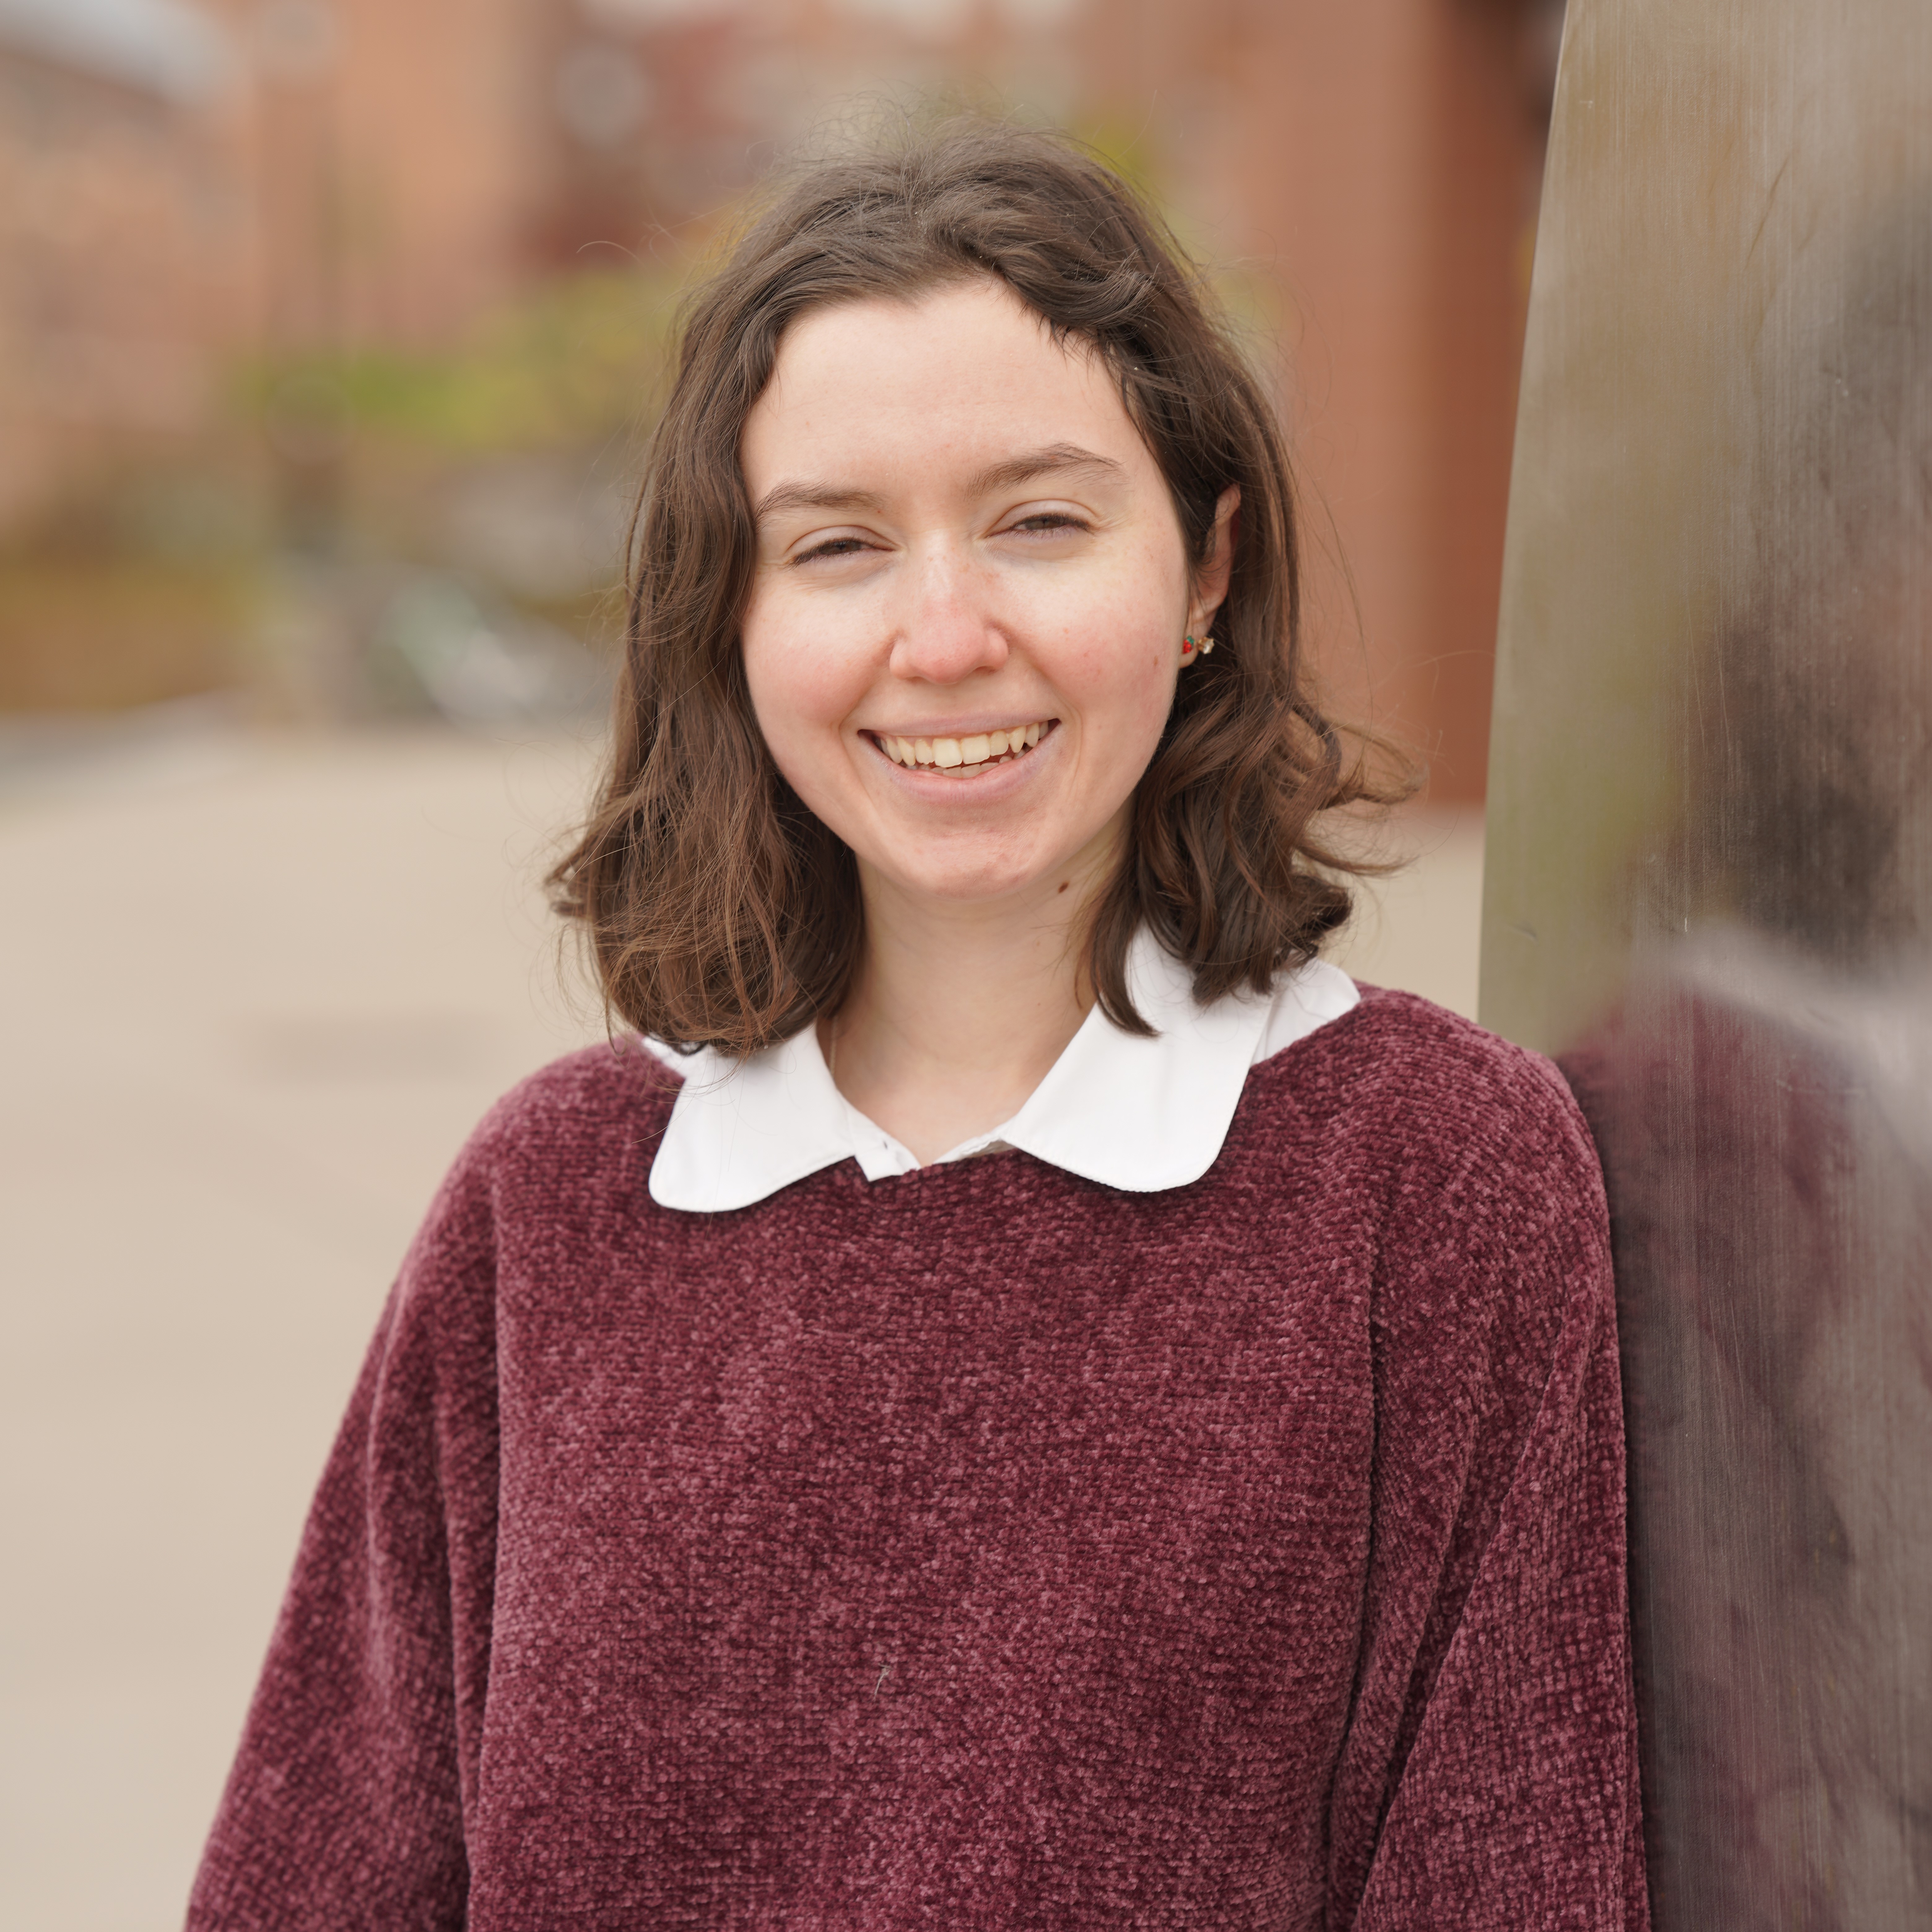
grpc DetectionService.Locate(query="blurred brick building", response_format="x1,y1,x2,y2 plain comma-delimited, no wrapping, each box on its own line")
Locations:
0,0,1559,796
1081,0,1563,800
0,0,246,524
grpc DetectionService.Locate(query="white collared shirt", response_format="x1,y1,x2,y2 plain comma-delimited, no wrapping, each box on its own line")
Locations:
646,929,1359,1212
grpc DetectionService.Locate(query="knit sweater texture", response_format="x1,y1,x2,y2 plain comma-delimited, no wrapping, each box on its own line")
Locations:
188,988,1649,1930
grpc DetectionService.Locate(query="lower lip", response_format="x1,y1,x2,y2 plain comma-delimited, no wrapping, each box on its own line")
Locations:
866,724,1059,799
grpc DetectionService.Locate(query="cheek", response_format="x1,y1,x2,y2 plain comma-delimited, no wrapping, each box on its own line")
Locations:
740,592,867,778
1049,589,1181,753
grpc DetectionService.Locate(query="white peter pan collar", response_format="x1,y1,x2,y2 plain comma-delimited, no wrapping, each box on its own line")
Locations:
645,928,1358,1213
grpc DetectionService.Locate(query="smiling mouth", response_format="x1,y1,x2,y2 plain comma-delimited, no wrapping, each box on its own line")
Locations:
872,720,1055,777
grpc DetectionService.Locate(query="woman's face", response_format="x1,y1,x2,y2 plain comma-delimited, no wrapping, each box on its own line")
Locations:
739,277,1228,911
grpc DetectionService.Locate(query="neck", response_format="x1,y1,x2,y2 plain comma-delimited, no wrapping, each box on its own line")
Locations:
825,829,1120,1165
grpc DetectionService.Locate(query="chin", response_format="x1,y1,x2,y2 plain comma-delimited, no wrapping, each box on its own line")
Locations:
883,846,1066,905
908,867,1049,904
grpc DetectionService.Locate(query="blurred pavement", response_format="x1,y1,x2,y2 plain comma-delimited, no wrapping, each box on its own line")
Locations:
0,718,1481,1932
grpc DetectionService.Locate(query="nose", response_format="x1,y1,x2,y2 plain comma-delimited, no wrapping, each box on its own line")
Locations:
887,545,1009,685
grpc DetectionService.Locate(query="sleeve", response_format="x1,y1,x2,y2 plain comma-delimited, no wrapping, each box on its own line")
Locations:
1328,1050,1650,1932
185,1143,504,1932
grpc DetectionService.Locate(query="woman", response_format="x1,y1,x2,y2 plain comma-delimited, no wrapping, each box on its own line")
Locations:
189,121,1647,1929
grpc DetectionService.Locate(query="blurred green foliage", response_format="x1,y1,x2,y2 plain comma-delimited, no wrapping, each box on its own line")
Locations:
250,268,683,459
0,268,685,712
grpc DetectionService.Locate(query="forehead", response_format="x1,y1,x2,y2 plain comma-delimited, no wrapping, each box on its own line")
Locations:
741,279,1146,486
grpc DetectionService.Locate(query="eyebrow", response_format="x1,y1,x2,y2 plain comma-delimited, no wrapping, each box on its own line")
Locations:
750,481,889,522
966,442,1125,496
750,443,1124,525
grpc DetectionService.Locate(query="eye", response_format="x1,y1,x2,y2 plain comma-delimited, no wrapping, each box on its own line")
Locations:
791,534,876,565
1002,511,1090,538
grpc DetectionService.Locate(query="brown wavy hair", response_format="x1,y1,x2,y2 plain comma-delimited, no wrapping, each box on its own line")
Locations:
551,116,1408,1053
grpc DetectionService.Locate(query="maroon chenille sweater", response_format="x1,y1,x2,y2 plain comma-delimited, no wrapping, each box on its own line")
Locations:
188,988,1649,1930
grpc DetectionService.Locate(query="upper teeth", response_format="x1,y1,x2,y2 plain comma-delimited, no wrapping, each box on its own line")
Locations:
877,722,1048,770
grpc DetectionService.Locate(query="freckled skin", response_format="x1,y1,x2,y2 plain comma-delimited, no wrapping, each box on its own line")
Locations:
739,280,1221,911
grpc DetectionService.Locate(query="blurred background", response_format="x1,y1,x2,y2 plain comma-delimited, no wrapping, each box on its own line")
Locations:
0,1,1560,1924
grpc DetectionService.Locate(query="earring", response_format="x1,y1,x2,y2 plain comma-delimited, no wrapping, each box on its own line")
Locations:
1181,629,1216,660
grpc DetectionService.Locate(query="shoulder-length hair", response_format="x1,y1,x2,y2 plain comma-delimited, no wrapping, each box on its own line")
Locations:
551,116,1407,1054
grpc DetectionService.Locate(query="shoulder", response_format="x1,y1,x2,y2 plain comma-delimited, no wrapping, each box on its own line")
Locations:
469,1037,684,1165
407,1040,685,1262
374,1041,685,1356
1235,986,1610,1315
340,1042,687,1403
1233,994,1618,1448
1255,982,1599,1186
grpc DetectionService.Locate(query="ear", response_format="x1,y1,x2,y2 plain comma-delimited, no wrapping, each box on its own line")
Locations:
1189,486,1241,631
